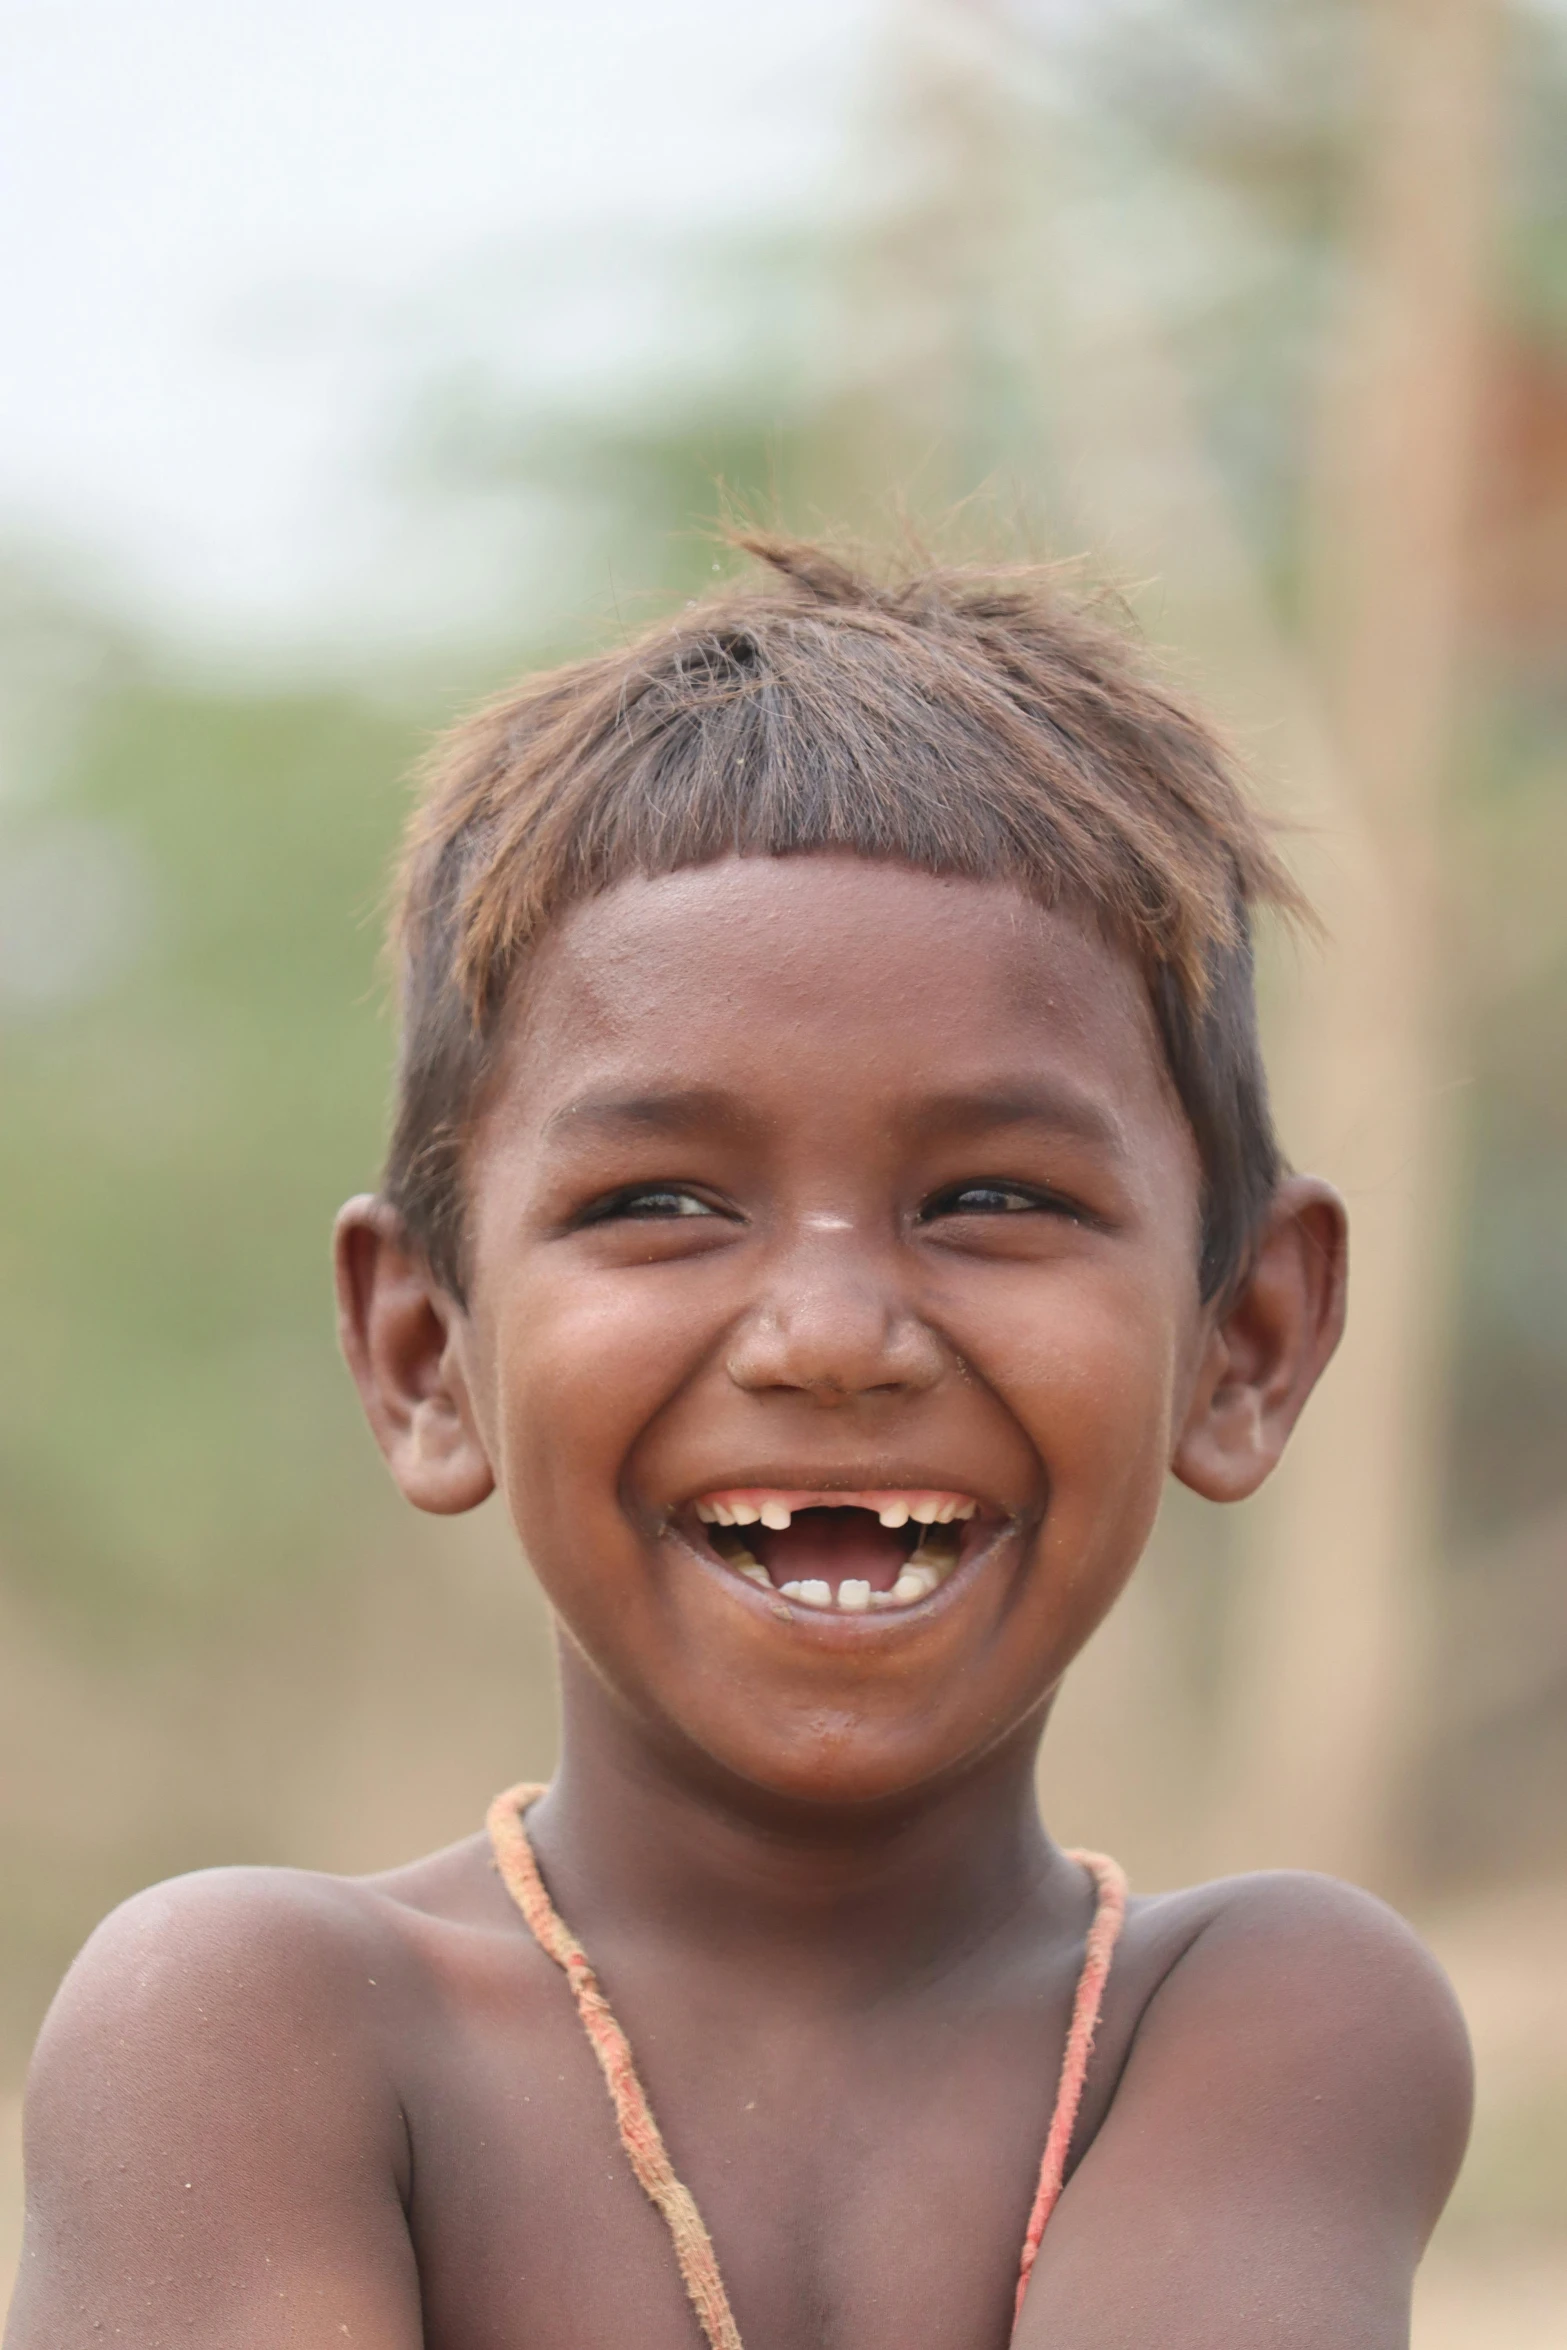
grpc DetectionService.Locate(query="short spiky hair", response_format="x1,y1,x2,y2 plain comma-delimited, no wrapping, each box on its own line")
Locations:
388,537,1303,1302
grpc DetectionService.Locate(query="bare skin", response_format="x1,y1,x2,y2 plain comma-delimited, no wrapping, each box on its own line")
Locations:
7,857,1471,2350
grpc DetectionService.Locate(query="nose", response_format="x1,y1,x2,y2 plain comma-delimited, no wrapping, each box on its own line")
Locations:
723,1227,945,1406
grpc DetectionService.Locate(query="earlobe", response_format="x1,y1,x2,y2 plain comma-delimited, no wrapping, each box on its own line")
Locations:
333,1195,496,1515
1172,1176,1348,1504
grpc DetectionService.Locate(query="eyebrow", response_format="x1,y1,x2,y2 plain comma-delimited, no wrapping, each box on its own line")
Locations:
543,1080,1125,1155
542,1087,751,1143
906,1084,1127,1156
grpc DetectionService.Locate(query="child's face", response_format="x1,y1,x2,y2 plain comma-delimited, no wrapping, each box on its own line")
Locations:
342,854,1343,1807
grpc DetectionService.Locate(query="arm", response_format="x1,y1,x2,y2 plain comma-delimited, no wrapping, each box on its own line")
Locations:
1016,1874,1473,2350
4,1869,424,2349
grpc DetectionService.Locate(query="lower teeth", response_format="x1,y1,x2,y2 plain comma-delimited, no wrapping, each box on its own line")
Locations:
712,1524,959,1610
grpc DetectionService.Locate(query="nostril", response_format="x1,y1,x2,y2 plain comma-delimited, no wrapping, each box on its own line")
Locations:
723,1325,944,1391
724,1306,945,1401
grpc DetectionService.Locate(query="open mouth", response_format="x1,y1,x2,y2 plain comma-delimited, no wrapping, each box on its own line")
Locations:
686,1488,984,1613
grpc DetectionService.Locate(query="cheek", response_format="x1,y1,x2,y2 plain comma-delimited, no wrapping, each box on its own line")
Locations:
960,1254,1189,1545
481,1262,705,1540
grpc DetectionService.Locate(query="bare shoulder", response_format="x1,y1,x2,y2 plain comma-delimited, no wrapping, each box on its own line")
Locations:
27,1825,514,2066
28,1857,410,2126
1147,1861,1471,1983
7,1848,497,2349
1142,1870,1471,2120
1017,1872,1473,2348
1104,1867,1473,2225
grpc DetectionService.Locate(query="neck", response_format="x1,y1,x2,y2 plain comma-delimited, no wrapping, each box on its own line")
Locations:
524,1648,1078,2000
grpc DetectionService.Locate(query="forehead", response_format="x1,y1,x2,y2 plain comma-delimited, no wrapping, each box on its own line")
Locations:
495,855,1184,1147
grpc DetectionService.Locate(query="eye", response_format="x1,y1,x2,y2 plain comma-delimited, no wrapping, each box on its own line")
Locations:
578,1184,726,1225
920,1181,1081,1221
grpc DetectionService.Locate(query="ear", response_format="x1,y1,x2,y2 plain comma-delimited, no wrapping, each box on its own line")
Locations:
1172,1175,1348,1504
333,1195,496,1515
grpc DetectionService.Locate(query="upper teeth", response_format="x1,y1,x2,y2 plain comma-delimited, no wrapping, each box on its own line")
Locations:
694,1492,978,1529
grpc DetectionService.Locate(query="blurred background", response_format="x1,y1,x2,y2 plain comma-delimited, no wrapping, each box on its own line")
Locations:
1,0,1564,2336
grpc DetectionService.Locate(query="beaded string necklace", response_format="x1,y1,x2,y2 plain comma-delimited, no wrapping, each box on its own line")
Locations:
487,1783,1127,2349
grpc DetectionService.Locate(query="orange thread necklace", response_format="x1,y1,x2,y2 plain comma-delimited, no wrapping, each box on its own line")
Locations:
487,1783,1127,2349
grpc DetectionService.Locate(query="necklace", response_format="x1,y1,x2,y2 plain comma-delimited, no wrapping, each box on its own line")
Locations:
488,1783,1127,2349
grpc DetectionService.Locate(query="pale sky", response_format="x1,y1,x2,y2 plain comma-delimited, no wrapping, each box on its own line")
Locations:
0,0,879,660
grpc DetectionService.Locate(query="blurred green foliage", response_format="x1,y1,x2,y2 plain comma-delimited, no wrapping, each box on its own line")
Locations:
0,646,420,1625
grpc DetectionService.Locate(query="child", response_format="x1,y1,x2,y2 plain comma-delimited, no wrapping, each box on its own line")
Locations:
7,540,1471,2350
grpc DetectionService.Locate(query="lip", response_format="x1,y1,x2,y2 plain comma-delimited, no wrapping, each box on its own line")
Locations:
658,1474,1023,1627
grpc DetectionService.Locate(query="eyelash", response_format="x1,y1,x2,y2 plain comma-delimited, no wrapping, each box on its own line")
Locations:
919,1182,1083,1223
578,1181,1084,1227
577,1185,726,1225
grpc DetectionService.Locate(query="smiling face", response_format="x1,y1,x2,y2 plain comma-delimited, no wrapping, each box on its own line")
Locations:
433,854,1217,1806
340,850,1346,1813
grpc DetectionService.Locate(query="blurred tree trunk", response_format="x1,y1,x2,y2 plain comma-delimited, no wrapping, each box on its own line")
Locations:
1212,0,1502,1886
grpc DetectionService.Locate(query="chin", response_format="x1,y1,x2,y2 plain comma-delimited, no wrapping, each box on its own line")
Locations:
663,1688,1038,1819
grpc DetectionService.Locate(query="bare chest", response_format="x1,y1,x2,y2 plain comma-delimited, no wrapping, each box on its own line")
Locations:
400,1974,1078,2350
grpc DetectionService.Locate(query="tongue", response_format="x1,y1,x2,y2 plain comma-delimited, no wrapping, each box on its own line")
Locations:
751,1508,912,1594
